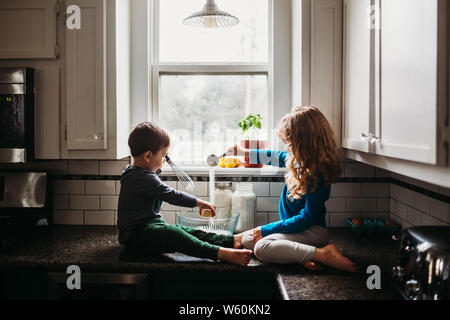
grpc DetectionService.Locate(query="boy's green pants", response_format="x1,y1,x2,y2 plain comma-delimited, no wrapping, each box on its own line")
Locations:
125,218,234,260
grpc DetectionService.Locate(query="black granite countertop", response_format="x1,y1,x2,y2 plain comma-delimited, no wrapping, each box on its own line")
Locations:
0,226,401,300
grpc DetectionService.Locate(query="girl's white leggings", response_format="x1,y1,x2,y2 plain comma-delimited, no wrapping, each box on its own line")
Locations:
241,225,330,265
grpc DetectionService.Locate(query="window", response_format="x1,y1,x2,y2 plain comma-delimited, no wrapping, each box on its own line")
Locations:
152,0,273,165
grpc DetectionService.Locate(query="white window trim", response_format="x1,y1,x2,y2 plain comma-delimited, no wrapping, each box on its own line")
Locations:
150,0,274,152
130,0,292,172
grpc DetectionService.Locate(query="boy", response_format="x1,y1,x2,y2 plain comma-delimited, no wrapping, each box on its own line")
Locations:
117,122,252,266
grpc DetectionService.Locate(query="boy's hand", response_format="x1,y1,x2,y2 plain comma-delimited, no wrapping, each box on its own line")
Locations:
196,199,216,217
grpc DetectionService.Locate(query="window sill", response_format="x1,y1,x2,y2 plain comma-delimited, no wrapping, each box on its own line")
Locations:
160,165,286,177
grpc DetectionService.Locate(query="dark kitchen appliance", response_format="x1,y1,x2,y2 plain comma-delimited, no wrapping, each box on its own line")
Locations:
0,171,51,257
0,67,35,163
392,226,450,300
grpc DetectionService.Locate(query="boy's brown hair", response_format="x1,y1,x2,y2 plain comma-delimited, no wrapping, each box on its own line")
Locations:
128,122,170,157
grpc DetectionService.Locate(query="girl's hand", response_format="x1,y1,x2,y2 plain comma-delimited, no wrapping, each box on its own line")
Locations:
197,199,216,217
226,144,249,157
252,227,263,243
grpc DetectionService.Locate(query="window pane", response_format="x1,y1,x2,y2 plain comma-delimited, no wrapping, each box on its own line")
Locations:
159,75,269,165
159,0,269,63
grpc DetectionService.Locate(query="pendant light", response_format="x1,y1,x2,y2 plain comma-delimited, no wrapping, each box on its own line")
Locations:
183,0,239,28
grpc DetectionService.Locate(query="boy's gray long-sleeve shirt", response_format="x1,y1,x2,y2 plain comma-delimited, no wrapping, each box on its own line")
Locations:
117,164,198,244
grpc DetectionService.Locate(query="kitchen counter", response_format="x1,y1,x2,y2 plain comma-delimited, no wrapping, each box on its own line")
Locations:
0,226,401,300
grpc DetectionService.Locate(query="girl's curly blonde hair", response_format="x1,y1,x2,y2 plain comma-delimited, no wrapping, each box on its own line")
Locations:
277,106,342,199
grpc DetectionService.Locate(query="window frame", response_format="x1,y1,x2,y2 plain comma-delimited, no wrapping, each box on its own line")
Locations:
149,0,275,166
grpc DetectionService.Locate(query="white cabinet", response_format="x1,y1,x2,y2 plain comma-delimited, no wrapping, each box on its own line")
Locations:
63,0,131,159
342,0,371,153
66,0,106,150
342,0,449,166
0,0,58,59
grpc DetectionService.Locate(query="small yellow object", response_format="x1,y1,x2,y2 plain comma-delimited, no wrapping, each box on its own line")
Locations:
220,157,242,168
201,209,213,217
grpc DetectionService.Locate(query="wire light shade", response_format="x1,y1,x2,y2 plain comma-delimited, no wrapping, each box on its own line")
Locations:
183,0,239,28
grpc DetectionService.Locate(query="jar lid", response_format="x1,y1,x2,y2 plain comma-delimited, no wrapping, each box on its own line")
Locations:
215,181,232,188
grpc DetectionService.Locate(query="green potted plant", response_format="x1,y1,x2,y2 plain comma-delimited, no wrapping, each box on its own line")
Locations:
238,113,267,168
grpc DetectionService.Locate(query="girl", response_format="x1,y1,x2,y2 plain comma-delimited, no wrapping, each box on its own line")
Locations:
230,106,359,273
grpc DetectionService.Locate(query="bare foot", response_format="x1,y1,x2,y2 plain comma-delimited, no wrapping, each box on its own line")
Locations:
218,248,253,266
313,244,360,273
233,232,245,249
302,261,323,272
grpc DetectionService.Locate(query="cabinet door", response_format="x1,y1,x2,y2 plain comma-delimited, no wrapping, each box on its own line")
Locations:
342,0,371,153
376,0,439,164
310,0,343,147
66,0,107,150
0,0,58,59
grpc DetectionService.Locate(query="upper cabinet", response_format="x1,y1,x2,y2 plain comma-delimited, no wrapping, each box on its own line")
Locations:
0,0,59,59
342,0,449,166
342,0,371,153
63,0,131,159
65,0,107,151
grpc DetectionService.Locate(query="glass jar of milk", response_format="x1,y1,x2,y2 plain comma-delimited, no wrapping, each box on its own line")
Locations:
232,183,256,233
214,181,233,219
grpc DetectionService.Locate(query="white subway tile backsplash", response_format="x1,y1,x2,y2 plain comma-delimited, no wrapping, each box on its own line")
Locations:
429,198,448,222
53,210,84,225
325,198,346,212
361,212,389,219
414,192,430,214
115,181,121,195
85,180,116,195
390,184,414,205
407,207,422,225
269,182,285,197
100,196,119,210
99,160,129,175
178,181,208,197
54,180,84,195
268,212,280,223
395,201,408,221
362,183,389,197
161,211,176,225
331,183,361,197
84,211,115,225
250,182,270,196
329,212,358,227
255,212,269,225
70,195,100,210
390,199,395,214
390,214,411,229
68,160,99,175
53,195,69,210
421,214,447,226
346,198,376,212
376,198,389,212
164,181,178,189
256,197,279,212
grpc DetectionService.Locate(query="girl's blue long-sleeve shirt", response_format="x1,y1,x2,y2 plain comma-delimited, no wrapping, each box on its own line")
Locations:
250,149,330,237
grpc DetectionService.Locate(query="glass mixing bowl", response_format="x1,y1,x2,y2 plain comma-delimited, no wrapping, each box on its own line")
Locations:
176,210,240,235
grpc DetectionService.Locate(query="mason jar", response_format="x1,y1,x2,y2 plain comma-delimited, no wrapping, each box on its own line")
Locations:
232,182,256,233
214,181,233,219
